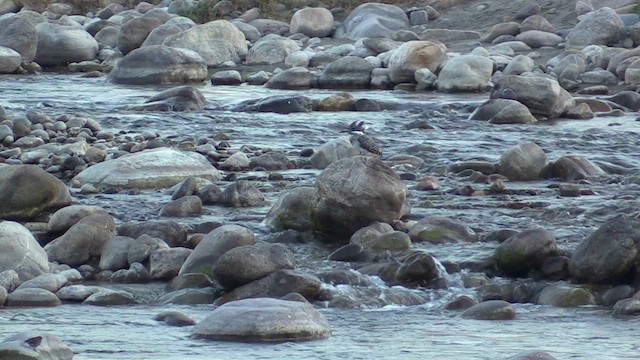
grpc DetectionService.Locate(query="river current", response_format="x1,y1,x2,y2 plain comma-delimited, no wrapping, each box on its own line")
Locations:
1,74,639,359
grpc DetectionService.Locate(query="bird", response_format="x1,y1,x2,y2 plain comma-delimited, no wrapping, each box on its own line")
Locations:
341,120,382,156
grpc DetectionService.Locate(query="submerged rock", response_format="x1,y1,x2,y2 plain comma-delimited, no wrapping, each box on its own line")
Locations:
0,332,74,360
130,86,207,112
460,300,516,320
72,148,220,189
193,297,331,342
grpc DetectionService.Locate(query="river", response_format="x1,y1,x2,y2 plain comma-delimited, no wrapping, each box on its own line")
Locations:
1,74,639,359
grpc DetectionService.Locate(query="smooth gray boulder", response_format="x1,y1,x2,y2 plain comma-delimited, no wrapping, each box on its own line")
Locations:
0,46,21,73
130,86,207,112
388,41,447,84
496,75,574,118
318,56,374,89
460,300,516,320
0,332,74,360
118,17,162,55
6,288,61,307
264,187,317,232
34,22,98,66
193,297,331,342
566,7,625,48
179,224,256,275
108,45,207,85
0,16,38,62
498,142,548,181
16,273,68,293
47,205,108,234
246,35,300,65
495,229,558,277
163,20,248,67
468,99,537,124
72,148,220,189
0,165,72,220
44,213,117,267
0,222,49,281
289,7,333,38
437,54,493,92
335,3,409,40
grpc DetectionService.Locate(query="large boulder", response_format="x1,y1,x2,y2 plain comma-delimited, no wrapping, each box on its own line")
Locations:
565,7,625,48
118,220,188,248
0,16,38,62
193,298,330,342
0,222,49,281
335,3,409,40
47,205,107,234
246,35,300,65
0,165,72,220
142,21,194,47
314,156,408,239
460,300,516,320
163,20,247,67
496,75,575,118
118,17,162,55
99,236,134,271
515,30,563,48
388,41,447,84
212,243,295,289
497,142,547,181
108,45,207,85
179,224,256,276
0,46,21,73
436,54,493,92
309,137,359,169
0,332,74,360
264,187,317,232
468,99,537,124
264,67,316,89
72,148,220,189
570,215,640,283
44,213,117,266
289,7,333,38
34,23,98,67
318,56,374,89
549,155,607,182
495,229,558,277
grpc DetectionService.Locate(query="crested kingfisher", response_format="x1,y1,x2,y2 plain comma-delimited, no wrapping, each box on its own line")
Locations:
342,120,382,156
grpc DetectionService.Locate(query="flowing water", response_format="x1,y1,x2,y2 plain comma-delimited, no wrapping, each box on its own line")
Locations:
1,74,640,359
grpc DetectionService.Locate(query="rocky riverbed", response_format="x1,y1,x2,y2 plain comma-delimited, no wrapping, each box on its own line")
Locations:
2,0,640,359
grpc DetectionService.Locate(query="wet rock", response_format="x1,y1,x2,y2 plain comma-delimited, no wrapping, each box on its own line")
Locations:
0,46,20,73
118,220,188,248
326,286,428,308
515,30,562,48
613,298,640,316
460,300,516,320
16,273,68,293
196,184,223,205
34,23,98,67
437,54,493,92
0,165,72,220
159,195,203,217
608,91,640,110
214,269,321,306
314,156,408,240
246,35,299,65
131,86,206,112
506,350,558,360
47,205,107,234
498,142,547,181
566,7,625,48
154,311,197,327
179,224,256,276
445,295,478,310
211,70,242,85
536,284,596,307
264,67,315,89
110,262,151,283
212,243,295,289
350,222,393,247
0,332,74,360
164,20,247,67
599,285,635,306
6,288,61,307
318,269,373,286
496,75,574,118
171,177,198,200
250,151,294,170
83,289,139,305
127,234,169,265
290,7,333,38
570,215,640,283
388,41,447,84
328,243,366,262
232,95,314,114
318,56,374,89
265,187,317,232
108,45,207,85
44,213,116,267
158,287,219,305
193,297,330,342
495,229,558,277
220,152,250,170
55,284,102,302
219,180,265,207
309,137,358,169
118,17,162,55
549,156,607,182
408,216,477,244
335,3,409,40
0,221,49,281
149,247,192,280
73,148,220,189
469,99,537,124
395,252,444,287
